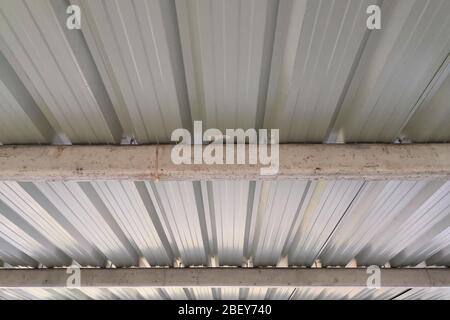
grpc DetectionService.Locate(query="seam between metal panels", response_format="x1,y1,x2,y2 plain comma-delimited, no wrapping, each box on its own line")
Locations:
192,181,211,257
281,180,312,257
324,0,384,143
313,181,367,264
390,288,412,300
288,288,297,300
243,180,256,258
255,0,279,130
396,51,450,142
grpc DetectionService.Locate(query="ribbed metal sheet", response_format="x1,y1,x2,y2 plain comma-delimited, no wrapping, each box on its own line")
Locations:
0,180,449,268
1,0,450,144
1,287,448,300
1,0,450,301
291,287,405,300
329,0,450,143
393,288,450,300
320,180,450,266
401,53,450,143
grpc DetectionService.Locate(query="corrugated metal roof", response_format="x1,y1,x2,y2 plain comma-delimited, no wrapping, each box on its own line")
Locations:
0,0,449,144
0,179,448,268
0,287,449,300
1,0,450,300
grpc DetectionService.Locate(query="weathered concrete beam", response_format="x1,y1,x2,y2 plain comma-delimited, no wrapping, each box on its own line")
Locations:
0,144,450,181
0,268,448,288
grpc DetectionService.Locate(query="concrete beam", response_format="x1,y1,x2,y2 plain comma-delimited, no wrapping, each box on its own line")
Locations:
0,144,450,181
0,268,448,288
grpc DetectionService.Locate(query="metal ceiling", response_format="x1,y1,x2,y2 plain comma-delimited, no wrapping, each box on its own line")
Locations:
0,0,449,144
0,179,448,268
1,0,450,300
0,287,449,300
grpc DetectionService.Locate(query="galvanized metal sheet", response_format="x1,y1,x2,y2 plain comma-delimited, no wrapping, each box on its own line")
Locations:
0,179,448,268
0,0,449,144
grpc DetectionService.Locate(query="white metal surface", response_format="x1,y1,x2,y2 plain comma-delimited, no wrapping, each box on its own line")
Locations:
0,179,448,268
0,0,449,144
0,287,449,300
329,0,450,143
1,0,450,300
